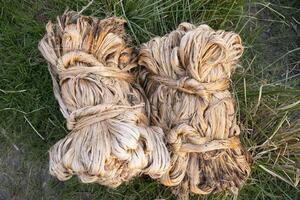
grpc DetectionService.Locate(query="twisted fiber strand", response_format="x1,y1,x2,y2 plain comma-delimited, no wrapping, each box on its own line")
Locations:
38,11,170,187
138,23,251,198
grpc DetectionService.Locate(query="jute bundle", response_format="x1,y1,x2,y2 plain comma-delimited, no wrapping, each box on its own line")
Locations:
138,23,251,198
38,11,170,187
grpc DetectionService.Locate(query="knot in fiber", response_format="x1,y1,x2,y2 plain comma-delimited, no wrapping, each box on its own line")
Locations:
138,22,251,198
57,50,134,83
167,124,241,156
66,104,144,131
39,11,170,187
148,75,230,99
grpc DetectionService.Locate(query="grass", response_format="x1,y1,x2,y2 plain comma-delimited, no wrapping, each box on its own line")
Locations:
0,0,299,199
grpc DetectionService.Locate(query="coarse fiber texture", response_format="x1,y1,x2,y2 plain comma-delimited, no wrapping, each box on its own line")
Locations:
38,11,170,187
138,23,251,198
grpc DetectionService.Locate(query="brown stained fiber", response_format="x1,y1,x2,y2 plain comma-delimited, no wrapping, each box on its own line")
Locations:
38,11,170,187
138,23,251,198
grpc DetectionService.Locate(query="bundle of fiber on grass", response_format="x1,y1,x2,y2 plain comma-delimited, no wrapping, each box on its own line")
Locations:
38,11,170,187
138,23,251,198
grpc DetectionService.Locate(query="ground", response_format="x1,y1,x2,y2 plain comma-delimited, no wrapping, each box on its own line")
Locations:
0,0,299,199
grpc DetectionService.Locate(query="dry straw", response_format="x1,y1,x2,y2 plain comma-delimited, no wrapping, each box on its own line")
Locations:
138,23,251,198
38,11,170,187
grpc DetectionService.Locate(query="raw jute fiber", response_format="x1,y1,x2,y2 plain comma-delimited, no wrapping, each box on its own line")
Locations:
38,11,170,187
138,23,251,198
